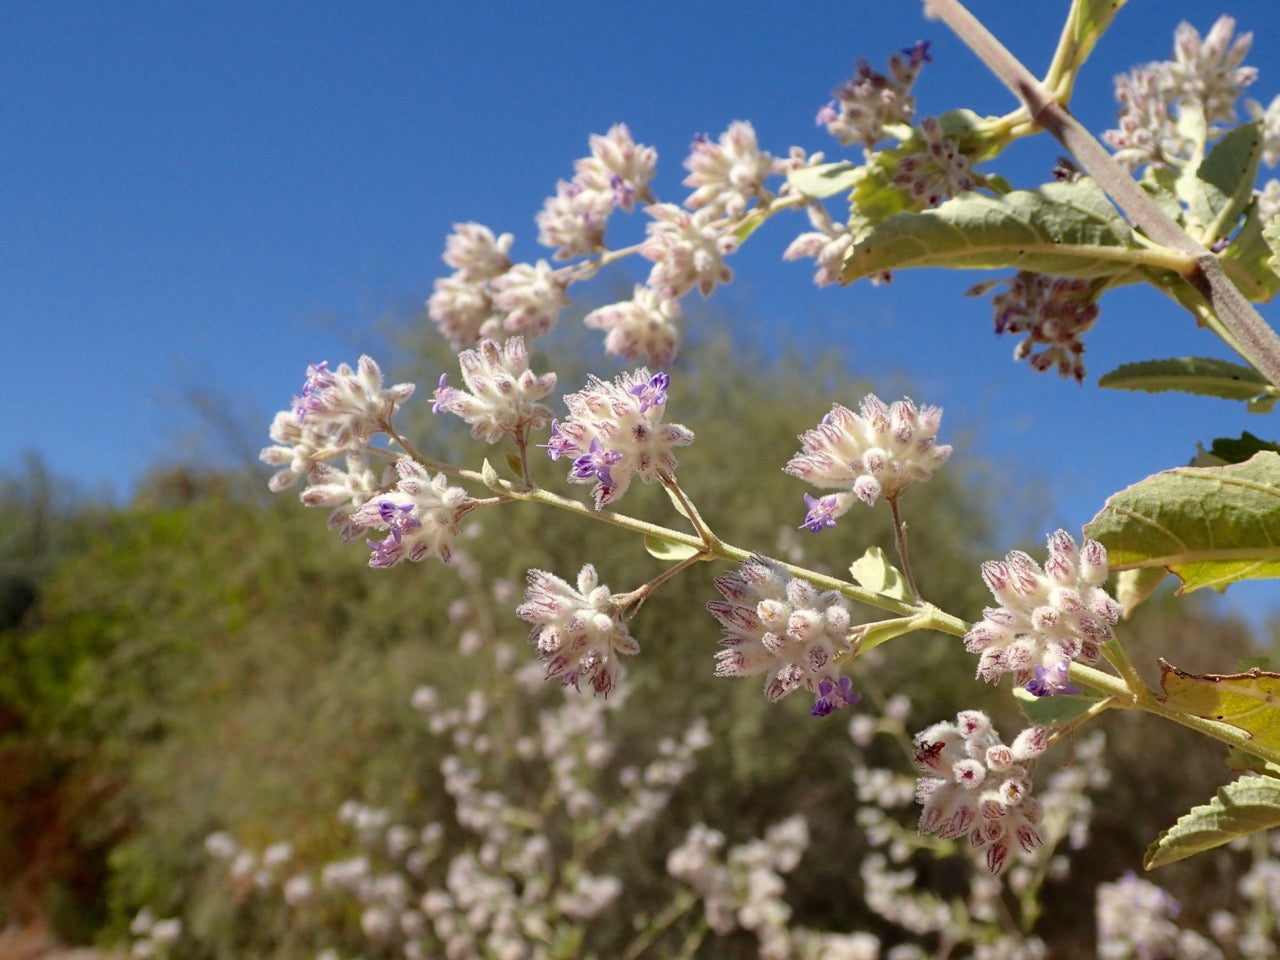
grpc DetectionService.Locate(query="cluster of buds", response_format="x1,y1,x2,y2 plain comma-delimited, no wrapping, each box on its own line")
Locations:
545,369,694,508
1103,15,1257,171
536,123,657,259
516,565,640,697
965,530,1123,697
640,203,737,307
967,271,1101,382
346,458,476,567
817,41,930,150
681,120,776,219
913,711,1047,876
890,115,981,208
583,284,682,369
782,204,856,288
786,394,951,531
707,555,861,716
431,336,557,444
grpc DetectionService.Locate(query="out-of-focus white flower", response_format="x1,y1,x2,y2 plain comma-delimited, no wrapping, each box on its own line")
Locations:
682,121,774,218
583,284,681,368
640,203,736,306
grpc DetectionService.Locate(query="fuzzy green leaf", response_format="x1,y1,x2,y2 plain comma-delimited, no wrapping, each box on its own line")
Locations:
787,161,860,200
480,458,501,489
1159,660,1280,754
1085,452,1280,593
1097,357,1271,401
1177,121,1263,244
1063,0,1129,73
643,536,701,563
1145,774,1280,868
1013,686,1106,727
1219,203,1280,302
1209,433,1280,464
841,178,1137,282
849,546,912,603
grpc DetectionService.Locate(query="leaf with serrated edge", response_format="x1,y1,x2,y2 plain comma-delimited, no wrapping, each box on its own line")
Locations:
1159,660,1280,757
1177,122,1263,243
1145,774,1280,868
841,179,1136,282
849,546,912,603
1098,357,1270,401
643,536,701,563
1013,686,1106,727
1085,452,1280,593
787,162,859,200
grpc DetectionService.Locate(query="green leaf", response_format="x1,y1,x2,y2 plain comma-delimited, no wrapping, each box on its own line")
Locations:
1061,0,1129,76
1177,122,1263,245
504,451,524,477
1114,567,1168,615
642,535,701,563
841,178,1138,282
1265,218,1280,275
1085,451,1280,593
1013,686,1106,727
1145,774,1280,868
855,616,920,654
1209,432,1280,464
1097,357,1272,401
662,482,693,521
480,458,501,489
1158,660,1280,754
787,161,860,200
1219,203,1280,303
848,546,912,603
1225,746,1280,776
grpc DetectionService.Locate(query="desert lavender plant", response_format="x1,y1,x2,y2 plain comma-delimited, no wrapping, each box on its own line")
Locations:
236,0,1280,953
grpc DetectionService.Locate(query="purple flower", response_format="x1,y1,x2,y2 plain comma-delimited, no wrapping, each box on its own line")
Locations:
571,437,622,487
811,675,860,717
800,493,840,532
627,372,669,411
1026,659,1081,697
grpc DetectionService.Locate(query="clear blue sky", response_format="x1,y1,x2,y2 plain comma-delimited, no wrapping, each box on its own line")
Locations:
5,1,1280,620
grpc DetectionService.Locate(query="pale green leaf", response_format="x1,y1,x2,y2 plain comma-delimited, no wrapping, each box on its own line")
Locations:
1115,567,1169,615
1013,686,1107,727
1097,357,1271,401
504,451,523,477
1158,660,1280,754
848,546,912,603
1062,0,1129,74
662,481,693,521
1085,452,1280,593
841,178,1138,282
855,616,919,654
787,161,860,200
1145,774,1280,868
643,536,701,563
1177,122,1263,243
480,458,500,489
1219,206,1280,303
1265,218,1280,275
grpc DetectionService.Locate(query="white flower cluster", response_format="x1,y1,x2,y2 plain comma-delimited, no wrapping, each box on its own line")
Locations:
583,282,682,369
707,555,860,715
516,564,640,697
128,908,182,960
640,202,737,307
913,711,1047,876
348,457,475,566
785,394,951,530
1103,15,1257,171
891,115,980,208
427,222,569,349
965,529,1123,697
682,120,776,219
261,355,414,492
783,204,855,288
818,42,929,150
431,336,557,444
545,368,694,508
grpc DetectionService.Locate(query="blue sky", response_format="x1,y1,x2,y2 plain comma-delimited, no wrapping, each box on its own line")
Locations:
5,1,1280,621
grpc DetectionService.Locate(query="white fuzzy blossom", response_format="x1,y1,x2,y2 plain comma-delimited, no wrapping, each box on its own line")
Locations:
913,711,1047,876
707,555,861,716
965,530,1123,696
783,204,855,287
1104,16,1256,171
572,122,657,212
818,41,930,150
583,284,681,368
488,259,569,340
545,368,694,508
682,120,774,218
260,356,414,491
1248,93,1280,168
517,564,640,697
348,457,475,566
536,178,616,259
786,394,951,531
640,203,736,307
442,222,514,281
431,337,557,443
